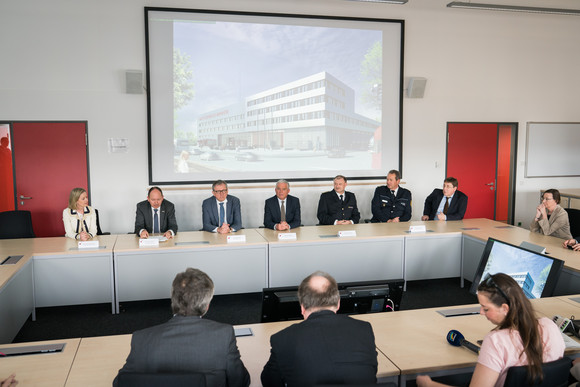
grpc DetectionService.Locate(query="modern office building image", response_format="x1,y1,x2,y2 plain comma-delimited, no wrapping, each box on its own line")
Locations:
511,272,536,299
197,71,379,151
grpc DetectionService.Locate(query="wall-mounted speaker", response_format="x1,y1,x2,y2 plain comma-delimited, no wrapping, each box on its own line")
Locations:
407,77,427,98
125,70,144,94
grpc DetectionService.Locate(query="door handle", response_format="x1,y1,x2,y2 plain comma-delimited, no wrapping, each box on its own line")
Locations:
20,195,32,199
485,182,495,191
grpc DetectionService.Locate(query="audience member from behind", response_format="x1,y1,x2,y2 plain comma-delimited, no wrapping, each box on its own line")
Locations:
317,175,360,225
422,177,468,221
134,186,178,239
1,374,17,387
530,189,572,240
371,169,412,223
62,187,97,241
261,271,377,387
113,268,250,387
202,180,242,233
417,273,564,387
264,179,301,230
563,236,580,251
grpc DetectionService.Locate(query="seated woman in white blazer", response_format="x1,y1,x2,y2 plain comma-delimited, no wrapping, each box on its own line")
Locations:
62,187,97,241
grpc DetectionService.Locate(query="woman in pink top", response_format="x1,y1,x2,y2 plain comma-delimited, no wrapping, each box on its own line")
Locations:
417,273,565,387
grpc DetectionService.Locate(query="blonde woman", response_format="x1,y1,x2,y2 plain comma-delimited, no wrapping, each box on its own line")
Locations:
63,188,97,241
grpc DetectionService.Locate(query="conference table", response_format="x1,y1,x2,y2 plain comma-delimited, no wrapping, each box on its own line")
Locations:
113,229,269,313
2,218,580,345
2,296,580,386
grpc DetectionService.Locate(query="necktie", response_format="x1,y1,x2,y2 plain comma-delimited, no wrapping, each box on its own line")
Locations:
340,194,344,205
219,202,225,225
153,208,160,233
443,197,449,215
280,201,286,222
391,190,395,197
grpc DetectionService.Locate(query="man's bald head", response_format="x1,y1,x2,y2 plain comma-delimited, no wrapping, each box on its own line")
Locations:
298,271,340,312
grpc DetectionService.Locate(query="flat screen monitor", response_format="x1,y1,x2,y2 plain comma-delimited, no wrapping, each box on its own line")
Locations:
470,238,563,298
261,278,404,323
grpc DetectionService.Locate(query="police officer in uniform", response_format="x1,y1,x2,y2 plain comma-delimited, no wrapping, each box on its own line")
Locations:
317,175,361,225
371,170,412,223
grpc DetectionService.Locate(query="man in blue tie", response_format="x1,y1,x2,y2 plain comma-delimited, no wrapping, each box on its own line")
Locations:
202,180,242,233
134,186,178,239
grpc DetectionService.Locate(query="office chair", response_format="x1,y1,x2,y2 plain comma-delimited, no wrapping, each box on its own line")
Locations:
567,208,580,240
115,370,225,387
94,208,110,235
503,357,571,387
0,210,35,239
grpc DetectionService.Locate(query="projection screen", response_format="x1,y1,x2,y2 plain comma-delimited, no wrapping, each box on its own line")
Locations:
145,8,404,184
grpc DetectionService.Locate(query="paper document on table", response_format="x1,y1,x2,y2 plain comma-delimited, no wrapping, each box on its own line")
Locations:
562,333,580,349
149,235,168,242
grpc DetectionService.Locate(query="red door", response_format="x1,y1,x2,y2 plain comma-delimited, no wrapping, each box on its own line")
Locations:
447,123,497,219
0,124,15,212
12,122,89,237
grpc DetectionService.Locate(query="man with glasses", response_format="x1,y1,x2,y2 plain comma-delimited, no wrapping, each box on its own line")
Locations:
421,177,468,221
202,180,242,233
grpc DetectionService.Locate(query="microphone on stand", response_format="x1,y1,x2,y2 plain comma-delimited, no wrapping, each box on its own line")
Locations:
446,330,480,354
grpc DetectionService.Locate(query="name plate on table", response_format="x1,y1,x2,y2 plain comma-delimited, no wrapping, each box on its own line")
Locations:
227,235,246,243
338,230,357,237
278,233,297,241
78,241,100,249
409,225,427,233
139,238,159,248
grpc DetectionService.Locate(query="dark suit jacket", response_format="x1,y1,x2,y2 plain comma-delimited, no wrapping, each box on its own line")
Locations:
317,190,360,225
113,316,250,387
202,195,242,232
423,189,468,220
261,310,377,387
134,200,178,235
264,195,301,230
371,186,412,222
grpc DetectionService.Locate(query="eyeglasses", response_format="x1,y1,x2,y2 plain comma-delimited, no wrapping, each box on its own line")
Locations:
213,189,228,194
482,273,510,306
541,197,554,201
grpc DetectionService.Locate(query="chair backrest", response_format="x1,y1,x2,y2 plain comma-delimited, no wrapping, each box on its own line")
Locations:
95,208,110,235
504,357,571,387
0,210,35,239
116,370,226,387
567,208,580,240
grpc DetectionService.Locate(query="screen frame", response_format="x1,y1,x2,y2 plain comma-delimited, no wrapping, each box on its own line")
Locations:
470,237,564,298
144,7,405,185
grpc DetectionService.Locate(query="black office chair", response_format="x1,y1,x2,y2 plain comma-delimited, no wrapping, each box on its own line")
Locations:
503,357,571,387
0,210,35,239
95,208,110,235
115,370,225,387
567,208,580,240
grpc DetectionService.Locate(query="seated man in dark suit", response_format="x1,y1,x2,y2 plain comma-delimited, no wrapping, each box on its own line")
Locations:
261,271,377,387
202,179,242,233
421,177,468,221
371,169,412,223
564,237,580,251
113,268,250,387
317,175,360,225
134,186,178,239
264,180,301,230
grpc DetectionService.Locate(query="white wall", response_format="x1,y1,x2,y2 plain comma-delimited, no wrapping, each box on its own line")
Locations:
1,0,579,233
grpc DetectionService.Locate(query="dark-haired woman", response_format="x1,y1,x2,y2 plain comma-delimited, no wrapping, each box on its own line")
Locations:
530,189,572,240
417,273,564,387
